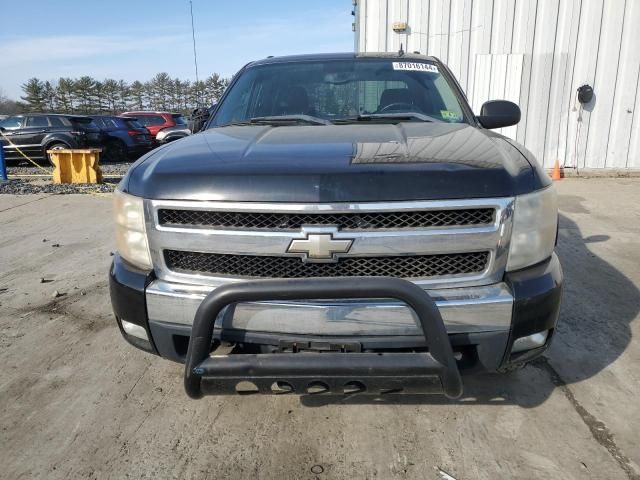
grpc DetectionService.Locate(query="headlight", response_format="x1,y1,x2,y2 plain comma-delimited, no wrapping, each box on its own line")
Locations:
113,188,152,270
506,186,558,271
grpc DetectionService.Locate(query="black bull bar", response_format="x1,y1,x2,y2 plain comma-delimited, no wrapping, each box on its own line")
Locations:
184,277,463,399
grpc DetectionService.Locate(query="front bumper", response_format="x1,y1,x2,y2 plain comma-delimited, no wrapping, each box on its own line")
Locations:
184,277,463,398
109,253,563,373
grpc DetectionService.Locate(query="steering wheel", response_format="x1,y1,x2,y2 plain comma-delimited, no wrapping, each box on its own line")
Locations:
378,102,419,113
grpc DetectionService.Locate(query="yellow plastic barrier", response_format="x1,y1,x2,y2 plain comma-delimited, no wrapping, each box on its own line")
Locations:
47,149,103,184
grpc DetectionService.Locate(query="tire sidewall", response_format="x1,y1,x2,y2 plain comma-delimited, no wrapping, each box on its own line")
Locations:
45,142,70,167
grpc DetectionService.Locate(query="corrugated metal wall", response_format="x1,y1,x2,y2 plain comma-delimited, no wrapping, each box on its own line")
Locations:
355,0,640,169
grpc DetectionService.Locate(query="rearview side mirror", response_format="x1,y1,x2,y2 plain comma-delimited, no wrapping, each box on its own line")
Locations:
477,100,521,129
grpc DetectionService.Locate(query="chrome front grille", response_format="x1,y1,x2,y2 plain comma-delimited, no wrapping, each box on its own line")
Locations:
146,198,514,289
157,208,495,230
164,250,490,279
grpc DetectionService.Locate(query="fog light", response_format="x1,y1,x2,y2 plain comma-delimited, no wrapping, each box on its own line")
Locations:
121,319,149,341
512,330,548,353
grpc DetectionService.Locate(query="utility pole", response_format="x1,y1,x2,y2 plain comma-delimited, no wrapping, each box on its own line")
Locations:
190,0,201,106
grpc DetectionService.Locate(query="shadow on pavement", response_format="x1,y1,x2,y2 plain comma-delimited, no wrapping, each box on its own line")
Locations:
300,206,640,408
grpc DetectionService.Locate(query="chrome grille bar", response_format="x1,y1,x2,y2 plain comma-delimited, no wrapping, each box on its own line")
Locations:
157,208,495,230
164,250,490,279
145,198,514,289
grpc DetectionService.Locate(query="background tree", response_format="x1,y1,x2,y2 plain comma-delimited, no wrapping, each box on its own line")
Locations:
190,80,206,108
129,81,146,111
143,81,154,109
13,72,230,115
74,76,96,114
174,79,189,111
42,81,56,111
117,80,130,112
101,79,120,114
0,88,24,115
55,78,75,113
92,81,106,113
150,72,171,110
20,78,47,112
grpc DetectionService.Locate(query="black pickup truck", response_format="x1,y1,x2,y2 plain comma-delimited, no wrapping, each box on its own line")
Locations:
109,53,562,399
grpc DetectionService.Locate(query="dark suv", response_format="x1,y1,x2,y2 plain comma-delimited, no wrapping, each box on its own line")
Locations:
92,115,153,161
0,113,102,165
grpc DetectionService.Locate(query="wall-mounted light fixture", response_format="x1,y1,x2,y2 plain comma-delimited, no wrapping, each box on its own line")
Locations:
392,22,408,32
577,84,594,104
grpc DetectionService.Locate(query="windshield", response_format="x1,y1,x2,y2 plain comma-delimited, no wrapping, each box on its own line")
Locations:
211,59,467,126
0,116,24,129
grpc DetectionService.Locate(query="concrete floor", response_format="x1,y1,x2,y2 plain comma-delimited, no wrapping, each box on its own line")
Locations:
0,178,639,480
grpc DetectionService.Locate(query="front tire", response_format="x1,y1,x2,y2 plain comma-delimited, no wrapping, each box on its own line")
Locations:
45,142,70,167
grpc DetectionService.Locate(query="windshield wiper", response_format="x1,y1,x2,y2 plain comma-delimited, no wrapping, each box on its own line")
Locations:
248,115,331,126
214,115,331,128
213,120,251,127
217,112,439,128
334,112,441,124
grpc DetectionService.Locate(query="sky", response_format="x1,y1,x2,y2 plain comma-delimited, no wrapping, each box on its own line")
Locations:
0,0,354,100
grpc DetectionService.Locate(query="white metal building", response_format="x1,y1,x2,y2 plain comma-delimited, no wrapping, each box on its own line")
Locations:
354,0,640,170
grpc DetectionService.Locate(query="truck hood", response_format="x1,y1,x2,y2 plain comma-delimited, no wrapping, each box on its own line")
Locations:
124,122,540,202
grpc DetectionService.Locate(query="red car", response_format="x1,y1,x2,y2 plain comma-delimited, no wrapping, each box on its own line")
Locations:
121,111,188,139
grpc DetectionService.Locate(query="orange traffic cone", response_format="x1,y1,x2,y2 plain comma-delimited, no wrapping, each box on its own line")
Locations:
551,159,562,181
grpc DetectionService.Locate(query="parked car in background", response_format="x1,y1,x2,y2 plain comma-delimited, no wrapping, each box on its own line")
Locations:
155,124,191,144
121,111,188,139
0,113,102,165
92,115,154,161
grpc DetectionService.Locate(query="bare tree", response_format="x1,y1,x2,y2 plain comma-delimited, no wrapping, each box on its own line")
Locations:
0,88,24,115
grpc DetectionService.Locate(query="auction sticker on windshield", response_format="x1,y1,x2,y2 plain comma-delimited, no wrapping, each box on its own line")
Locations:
392,62,439,73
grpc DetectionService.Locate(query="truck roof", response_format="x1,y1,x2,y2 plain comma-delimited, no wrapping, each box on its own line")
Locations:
249,52,438,67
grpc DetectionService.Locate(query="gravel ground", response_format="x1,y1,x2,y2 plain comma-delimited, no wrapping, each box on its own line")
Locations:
1,161,130,195
0,178,118,195
5,161,133,177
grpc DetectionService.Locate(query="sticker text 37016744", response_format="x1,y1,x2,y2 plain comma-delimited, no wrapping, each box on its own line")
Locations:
392,62,439,73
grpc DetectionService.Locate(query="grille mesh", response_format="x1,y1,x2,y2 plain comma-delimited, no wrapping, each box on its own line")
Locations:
164,250,489,279
158,208,494,230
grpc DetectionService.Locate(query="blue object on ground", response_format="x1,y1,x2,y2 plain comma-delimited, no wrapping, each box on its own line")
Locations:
0,143,8,182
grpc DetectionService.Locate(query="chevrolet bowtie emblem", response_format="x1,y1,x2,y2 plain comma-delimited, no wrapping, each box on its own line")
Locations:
287,228,353,263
